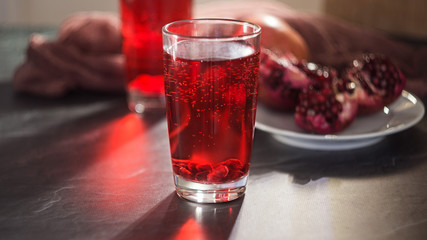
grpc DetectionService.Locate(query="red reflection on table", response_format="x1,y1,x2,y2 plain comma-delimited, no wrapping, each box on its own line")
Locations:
173,218,206,240
97,113,146,163
76,113,156,215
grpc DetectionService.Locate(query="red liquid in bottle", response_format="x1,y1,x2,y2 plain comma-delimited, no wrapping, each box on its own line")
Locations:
120,0,192,94
164,42,260,183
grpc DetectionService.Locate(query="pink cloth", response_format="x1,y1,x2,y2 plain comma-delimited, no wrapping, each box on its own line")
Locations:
13,12,125,97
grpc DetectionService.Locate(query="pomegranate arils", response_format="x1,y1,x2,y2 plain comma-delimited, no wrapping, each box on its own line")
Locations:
172,158,248,183
335,77,357,95
294,60,337,84
223,158,243,170
343,53,406,114
294,62,358,134
259,49,405,134
207,165,229,182
259,48,311,111
178,167,192,179
195,164,212,172
195,171,210,181
296,86,349,134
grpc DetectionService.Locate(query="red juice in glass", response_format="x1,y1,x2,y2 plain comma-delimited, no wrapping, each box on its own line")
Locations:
163,41,260,184
120,0,192,113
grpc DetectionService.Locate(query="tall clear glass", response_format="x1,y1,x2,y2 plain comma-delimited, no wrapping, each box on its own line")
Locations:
162,19,261,203
120,0,192,114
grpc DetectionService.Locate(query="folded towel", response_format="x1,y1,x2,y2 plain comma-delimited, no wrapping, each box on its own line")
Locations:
13,12,125,97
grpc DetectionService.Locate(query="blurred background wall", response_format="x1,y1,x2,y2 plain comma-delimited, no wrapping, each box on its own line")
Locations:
325,0,427,40
0,0,425,40
0,0,119,26
0,0,324,27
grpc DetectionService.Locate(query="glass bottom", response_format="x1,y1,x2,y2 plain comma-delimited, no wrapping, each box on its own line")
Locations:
174,174,248,203
127,89,165,114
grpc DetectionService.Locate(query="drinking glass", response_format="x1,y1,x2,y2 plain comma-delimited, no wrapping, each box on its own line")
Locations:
162,19,261,203
120,0,192,114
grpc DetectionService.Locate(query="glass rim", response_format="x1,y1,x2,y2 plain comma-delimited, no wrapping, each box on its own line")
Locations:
162,18,261,41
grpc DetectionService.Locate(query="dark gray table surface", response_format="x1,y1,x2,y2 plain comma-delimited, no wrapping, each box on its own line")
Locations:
1,28,427,240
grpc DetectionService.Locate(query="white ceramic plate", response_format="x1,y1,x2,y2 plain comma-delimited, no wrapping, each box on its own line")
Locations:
255,91,425,150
